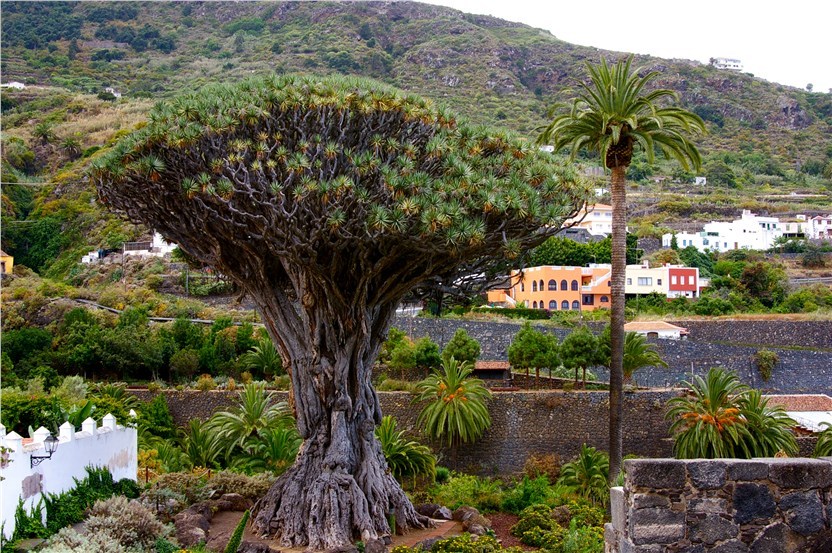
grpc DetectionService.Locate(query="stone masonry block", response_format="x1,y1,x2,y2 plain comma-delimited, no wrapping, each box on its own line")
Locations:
689,513,739,546
709,539,750,553
619,538,664,553
726,460,769,481
687,460,727,489
610,486,625,532
632,493,671,510
630,507,686,545
767,458,832,489
626,459,686,491
689,497,729,514
778,490,825,536
733,483,776,524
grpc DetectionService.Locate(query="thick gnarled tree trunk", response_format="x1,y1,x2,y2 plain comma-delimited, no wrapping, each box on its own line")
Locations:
250,291,429,550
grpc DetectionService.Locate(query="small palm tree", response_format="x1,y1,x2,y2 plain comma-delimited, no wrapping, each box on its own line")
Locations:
414,357,491,465
231,426,301,475
179,419,224,469
539,55,705,480
557,444,610,507
622,332,668,384
376,415,436,485
814,422,832,457
33,121,56,145
61,134,82,159
207,382,295,454
240,337,283,379
666,368,753,459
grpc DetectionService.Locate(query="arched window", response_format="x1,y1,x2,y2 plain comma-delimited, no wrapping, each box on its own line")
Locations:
532,281,538,292
600,296,609,303
560,279,568,291
571,279,579,291
571,300,580,310
539,280,544,291
532,301,538,309
561,300,569,310
548,279,557,291
549,300,557,310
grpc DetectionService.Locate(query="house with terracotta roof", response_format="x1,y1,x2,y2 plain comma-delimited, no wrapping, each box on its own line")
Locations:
623,321,688,340
766,395,832,433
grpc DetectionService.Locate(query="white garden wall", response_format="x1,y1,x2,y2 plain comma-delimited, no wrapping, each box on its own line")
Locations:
0,414,138,539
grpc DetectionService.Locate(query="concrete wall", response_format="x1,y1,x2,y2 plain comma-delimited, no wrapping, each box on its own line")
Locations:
131,389,677,475
606,457,832,552
0,415,138,540
395,317,832,394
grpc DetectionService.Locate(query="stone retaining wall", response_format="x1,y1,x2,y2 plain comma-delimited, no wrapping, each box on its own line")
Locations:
606,457,832,552
130,389,678,474
395,317,832,394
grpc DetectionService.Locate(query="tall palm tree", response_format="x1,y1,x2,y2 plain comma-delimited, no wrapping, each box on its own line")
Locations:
622,331,668,384
538,56,705,481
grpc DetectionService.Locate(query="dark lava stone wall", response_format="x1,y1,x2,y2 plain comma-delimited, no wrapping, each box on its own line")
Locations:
130,389,677,475
396,317,832,394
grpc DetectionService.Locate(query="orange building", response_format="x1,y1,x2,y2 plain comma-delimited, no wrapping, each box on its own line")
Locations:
487,265,612,312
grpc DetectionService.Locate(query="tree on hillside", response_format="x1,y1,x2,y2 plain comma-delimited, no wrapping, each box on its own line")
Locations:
91,74,586,549
538,56,704,482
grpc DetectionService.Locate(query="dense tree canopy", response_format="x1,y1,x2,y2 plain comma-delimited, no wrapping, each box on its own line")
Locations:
92,74,587,549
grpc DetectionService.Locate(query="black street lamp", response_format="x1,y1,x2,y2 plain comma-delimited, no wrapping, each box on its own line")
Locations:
30,434,59,468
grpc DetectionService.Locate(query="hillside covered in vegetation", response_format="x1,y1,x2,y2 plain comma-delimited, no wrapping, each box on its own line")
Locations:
1,0,831,278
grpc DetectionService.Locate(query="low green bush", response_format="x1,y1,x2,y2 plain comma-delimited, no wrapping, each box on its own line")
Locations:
501,475,554,514
429,473,504,513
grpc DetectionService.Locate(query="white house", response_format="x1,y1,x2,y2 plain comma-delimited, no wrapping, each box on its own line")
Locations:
563,203,614,236
1,81,26,90
713,58,743,71
662,210,783,253
808,215,832,240
104,87,122,98
694,176,707,185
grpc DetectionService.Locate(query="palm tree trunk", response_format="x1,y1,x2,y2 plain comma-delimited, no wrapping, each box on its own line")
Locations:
608,165,627,484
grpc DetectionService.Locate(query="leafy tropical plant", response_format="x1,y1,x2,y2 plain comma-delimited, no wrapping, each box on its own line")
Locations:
240,337,283,379
179,419,224,469
207,382,295,453
539,55,704,481
622,331,668,384
737,389,797,457
231,426,301,475
415,357,492,459
814,422,832,457
666,367,797,459
557,444,610,507
376,415,435,484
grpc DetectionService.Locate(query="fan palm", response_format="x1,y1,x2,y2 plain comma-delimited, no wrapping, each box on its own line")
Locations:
414,357,491,465
622,332,668,384
376,415,436,484
557,444,610,507
207,382,295,454
538,56,705,481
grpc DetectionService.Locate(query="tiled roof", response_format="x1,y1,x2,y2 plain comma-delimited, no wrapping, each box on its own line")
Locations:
624,321,687,332
475,361,510,370
766,395,832,411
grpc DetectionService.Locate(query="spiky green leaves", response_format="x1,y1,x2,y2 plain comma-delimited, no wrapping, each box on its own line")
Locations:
92,74,587,279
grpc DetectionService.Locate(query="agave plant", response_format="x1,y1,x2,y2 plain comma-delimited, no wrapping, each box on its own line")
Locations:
414,357,491,466
376,415,435,484
557,444,610,507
